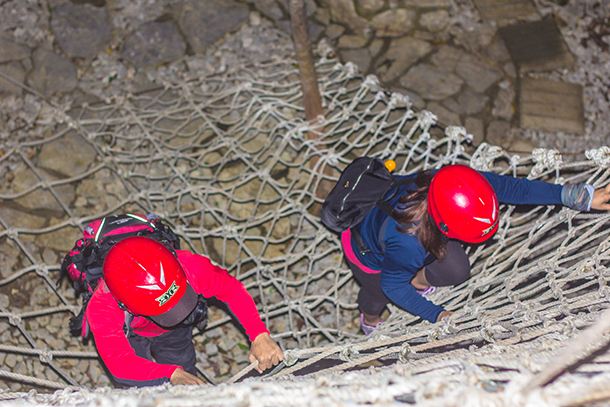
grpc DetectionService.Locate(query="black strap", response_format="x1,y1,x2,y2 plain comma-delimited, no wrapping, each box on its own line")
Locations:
124,311,135,338
375,176,412,218
376,200,395,218
377,217,390,253
351,227,371,255
351,210,392,256
394,177,413,186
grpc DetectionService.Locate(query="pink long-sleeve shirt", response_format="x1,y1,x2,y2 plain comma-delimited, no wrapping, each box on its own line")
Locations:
86,250,269,385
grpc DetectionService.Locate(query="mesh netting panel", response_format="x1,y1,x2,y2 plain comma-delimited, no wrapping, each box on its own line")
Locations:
1,50,610,405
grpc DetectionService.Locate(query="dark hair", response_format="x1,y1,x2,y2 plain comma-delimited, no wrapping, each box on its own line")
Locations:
392,171,447,260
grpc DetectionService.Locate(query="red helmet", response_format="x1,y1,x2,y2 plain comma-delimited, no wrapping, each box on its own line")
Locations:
427,165,499,243
103,236,197,327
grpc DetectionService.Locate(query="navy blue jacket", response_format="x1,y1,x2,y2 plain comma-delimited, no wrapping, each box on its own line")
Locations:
350,171,564,322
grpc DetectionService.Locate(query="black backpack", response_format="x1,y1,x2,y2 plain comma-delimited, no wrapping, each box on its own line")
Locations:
58,213,192,340
320,157,413,252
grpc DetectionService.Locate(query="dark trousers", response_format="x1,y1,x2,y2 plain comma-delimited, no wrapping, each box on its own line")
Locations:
346,240,470,316
109,325,197,387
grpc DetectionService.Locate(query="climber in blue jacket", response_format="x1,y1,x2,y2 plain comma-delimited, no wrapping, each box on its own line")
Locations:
341,165,610,334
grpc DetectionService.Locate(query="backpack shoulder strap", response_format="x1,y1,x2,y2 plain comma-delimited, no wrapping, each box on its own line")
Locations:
394,177,413,186
124,311,135,338
375,175,412,217
376,200,394,218
377,217,390,253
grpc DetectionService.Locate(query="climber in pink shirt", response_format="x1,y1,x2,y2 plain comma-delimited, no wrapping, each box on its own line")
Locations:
86,236,283,387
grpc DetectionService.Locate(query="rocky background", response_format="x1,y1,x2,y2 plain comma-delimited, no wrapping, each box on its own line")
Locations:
1,0,609,152
0,0,609,393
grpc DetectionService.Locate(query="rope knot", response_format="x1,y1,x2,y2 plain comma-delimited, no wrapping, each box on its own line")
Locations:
316,38,334,59
282,350,299,367
389,92,411,109
481,327,496,343
341,62,359,78
445,126,469,142
399,342,415,363
531,148,562,176
339,345,359,362
420,111,437,127
470,143,503,171
39,350,53,364
8,314,22,325
585,146,610,167
6,228,18,239
362,75,381,91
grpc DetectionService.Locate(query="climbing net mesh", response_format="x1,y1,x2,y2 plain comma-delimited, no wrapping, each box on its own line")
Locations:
2,47,610,405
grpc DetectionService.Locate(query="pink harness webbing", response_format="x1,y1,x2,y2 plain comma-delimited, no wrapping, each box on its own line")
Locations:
341,229,381,274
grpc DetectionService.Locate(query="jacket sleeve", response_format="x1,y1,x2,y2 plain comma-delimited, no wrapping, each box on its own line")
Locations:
86,282,179,387
178,251,269,342
481,172,563,206
379,228,445,323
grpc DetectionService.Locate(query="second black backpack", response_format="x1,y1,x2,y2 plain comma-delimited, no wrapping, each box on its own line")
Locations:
320,157,406,233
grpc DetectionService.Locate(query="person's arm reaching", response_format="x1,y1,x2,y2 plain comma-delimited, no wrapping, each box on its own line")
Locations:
179,251,284,372
381,263,445,323
482,171,610,212
481,172,563,206
380,232,446,323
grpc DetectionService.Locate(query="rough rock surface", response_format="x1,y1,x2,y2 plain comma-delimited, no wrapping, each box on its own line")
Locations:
121,20,187,68
50,2,112,59
172,0,250,54
26,48,78,96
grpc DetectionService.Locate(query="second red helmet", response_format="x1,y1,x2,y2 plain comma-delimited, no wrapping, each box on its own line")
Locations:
103,236,198,326
427,165,499,243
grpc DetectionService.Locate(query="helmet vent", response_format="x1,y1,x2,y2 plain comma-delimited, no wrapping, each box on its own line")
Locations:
439,222,449,232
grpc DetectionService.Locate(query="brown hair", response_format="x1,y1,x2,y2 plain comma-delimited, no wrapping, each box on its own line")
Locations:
391,171,447,260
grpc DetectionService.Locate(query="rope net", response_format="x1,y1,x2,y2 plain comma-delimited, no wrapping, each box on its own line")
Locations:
1,45,610,405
